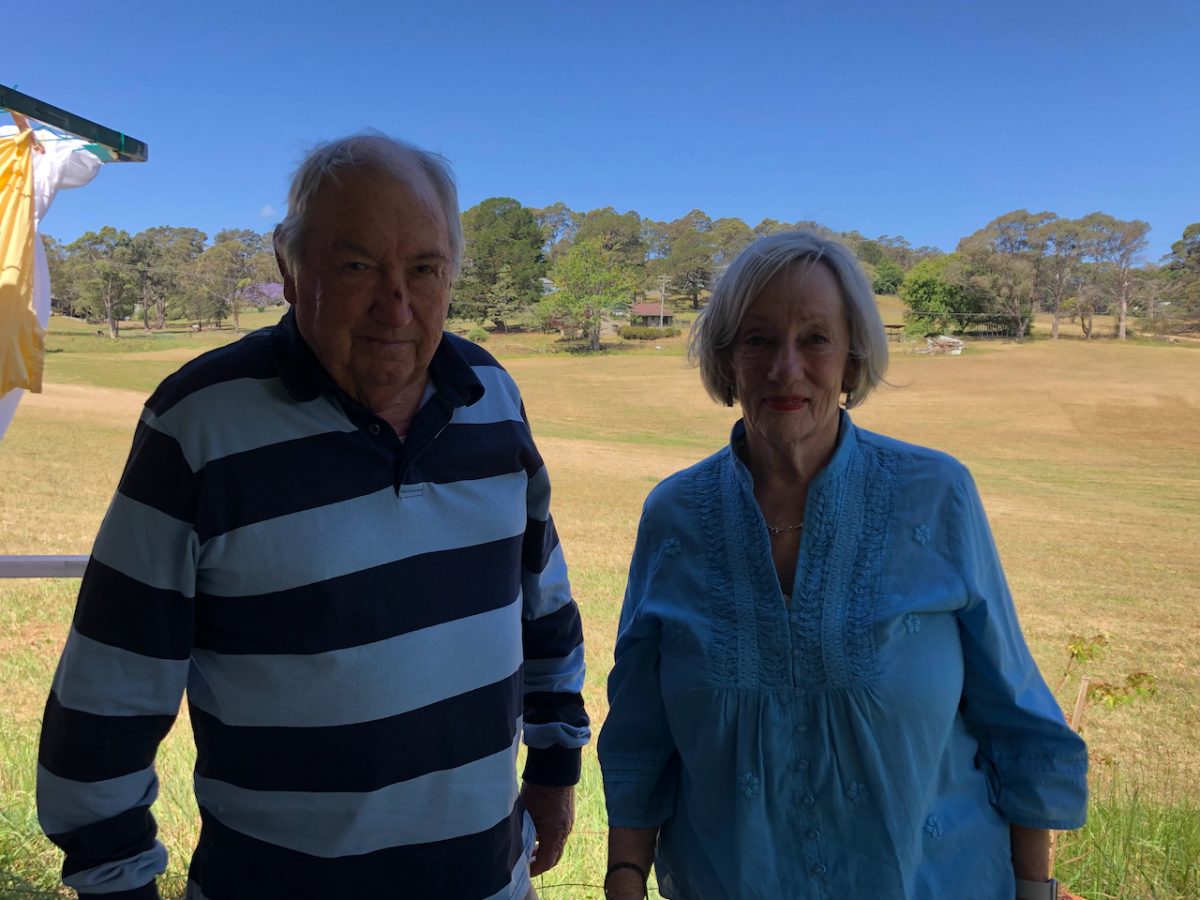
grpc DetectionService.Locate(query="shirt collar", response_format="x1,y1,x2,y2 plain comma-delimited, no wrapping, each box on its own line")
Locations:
728,409,858,490
270,307,484,411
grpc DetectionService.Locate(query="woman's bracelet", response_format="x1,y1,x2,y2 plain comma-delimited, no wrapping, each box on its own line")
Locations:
604,860,649,899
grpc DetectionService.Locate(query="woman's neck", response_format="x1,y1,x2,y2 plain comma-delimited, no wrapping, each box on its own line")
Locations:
741,425,839,496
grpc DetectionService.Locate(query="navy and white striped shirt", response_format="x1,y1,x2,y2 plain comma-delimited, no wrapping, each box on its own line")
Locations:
38,310,590,899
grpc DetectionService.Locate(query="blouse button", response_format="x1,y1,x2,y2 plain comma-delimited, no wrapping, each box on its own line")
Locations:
802,794,815,806
812,863,827,876
796,759,810,771
368,424,381,435
807,828,820,839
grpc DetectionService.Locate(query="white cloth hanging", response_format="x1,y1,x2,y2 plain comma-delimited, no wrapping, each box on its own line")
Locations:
0,126,103,439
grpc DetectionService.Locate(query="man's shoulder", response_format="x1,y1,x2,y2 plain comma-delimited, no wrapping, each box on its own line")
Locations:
146,325,281,419
442,330,505,372
440,332,526,410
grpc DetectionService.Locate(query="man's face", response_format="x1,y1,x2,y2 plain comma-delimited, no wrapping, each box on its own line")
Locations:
281,167,453,411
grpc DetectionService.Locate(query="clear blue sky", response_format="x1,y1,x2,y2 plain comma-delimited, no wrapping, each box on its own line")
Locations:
5,0,1197,258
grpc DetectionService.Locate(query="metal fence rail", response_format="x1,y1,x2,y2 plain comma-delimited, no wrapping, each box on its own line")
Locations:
0,555,88,578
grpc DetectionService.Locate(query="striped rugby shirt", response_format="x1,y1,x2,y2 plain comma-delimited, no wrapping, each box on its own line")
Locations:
37,309,590,899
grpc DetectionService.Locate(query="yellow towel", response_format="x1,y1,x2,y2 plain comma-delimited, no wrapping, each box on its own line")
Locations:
0,131,39,395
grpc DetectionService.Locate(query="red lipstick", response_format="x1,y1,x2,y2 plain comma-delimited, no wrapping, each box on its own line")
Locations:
766,396,808,411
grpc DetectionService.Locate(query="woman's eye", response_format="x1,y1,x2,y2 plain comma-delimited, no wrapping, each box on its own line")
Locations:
743,335,767,347
343,262,369,271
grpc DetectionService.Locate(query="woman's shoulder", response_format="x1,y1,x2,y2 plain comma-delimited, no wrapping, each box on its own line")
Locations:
852,422,973,483
642,445,732,512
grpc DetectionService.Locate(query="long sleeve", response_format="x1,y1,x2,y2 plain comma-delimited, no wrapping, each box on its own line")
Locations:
952,471,1089,830
37,408,198,898
598,503,681,829
519,453,590,787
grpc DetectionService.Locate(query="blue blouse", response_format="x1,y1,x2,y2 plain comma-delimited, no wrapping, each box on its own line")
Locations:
598,414,1087,899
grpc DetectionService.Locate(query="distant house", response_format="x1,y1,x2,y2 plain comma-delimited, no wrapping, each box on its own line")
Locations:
629,302,674,327
240,282,286,306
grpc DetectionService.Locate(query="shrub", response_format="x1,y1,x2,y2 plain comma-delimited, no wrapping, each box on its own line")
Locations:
467,326,489,343
619,325,680,341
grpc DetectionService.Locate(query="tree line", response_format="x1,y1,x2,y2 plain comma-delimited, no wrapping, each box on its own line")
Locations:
43,202,1199,345
44,227,278,338
901,211,1199,340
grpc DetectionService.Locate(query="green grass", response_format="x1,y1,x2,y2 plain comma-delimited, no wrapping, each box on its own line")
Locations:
1055,769,1200,899
2,313,1198,897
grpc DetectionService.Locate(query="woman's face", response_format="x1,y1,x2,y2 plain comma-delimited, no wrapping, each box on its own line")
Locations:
732,262,852,462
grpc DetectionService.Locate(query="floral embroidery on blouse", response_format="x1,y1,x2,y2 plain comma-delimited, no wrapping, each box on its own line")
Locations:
904,612,922,634
662,537,681,558
913,523,932,545
924,815,943,839
845,781,869,803
738,772,760,798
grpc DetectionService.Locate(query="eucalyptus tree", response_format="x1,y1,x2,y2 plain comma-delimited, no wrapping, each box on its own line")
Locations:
957,210,1055,339
1081,213,1149,340
66,227,137,338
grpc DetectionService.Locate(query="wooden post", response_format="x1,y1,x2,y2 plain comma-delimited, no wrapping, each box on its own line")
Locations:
1050,675,1092,881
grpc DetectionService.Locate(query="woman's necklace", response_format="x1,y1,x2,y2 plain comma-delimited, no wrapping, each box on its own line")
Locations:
765,521,804,537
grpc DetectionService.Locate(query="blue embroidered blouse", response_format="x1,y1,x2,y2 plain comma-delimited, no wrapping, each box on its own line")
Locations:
598,414,1088,899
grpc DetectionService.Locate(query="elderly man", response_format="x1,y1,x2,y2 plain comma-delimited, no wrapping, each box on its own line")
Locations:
37,135,590,900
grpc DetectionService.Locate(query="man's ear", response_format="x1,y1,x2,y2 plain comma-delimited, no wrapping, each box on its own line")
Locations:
276,250,297,306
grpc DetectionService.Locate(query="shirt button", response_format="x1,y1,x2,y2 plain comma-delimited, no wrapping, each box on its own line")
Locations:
803,794,815,806
807,828,820,839
368,424,381,435
812,863,827,876
796,759,810,771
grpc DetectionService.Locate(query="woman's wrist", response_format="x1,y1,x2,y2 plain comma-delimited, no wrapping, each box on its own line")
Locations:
604,861,648,899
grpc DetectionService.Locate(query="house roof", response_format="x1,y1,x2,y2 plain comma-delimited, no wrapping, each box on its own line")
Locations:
630,303,674,316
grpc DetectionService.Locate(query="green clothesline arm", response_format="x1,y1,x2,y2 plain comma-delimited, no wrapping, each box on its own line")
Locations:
0,84,148,162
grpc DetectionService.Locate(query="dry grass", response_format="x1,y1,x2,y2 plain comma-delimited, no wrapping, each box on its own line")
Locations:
2,315,1197,895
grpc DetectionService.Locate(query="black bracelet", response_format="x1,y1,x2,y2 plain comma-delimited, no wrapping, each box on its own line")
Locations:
604,861,648,898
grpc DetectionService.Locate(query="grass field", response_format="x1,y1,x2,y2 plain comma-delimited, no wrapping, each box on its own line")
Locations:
1,309,1197,898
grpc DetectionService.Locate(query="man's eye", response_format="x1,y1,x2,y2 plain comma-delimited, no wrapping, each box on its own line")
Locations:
414,264,439,276
343,262,369,271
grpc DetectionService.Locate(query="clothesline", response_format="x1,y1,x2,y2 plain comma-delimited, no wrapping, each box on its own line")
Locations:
0,85,147,162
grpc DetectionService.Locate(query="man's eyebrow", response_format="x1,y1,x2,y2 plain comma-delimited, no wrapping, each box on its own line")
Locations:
332,239,375,256
331,241,449,263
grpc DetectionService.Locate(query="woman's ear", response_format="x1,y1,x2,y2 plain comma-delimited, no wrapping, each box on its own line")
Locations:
842,359,859,396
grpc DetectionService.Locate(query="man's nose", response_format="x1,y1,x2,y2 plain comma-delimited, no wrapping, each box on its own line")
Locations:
374,277,415,326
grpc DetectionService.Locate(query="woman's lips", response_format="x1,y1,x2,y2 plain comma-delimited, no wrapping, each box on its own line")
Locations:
766,396,808,411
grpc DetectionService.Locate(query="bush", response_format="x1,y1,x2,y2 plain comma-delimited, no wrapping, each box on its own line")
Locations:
619,325,680,341
467,326,489,343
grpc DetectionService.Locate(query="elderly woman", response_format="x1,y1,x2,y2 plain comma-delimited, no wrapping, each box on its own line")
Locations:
598,232,1087,900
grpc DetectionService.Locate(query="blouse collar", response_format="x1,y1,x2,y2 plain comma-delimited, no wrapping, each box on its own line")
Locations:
728,409,859,492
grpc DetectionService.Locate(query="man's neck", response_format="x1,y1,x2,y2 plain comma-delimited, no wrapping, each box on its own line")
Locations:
366,376,430,438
